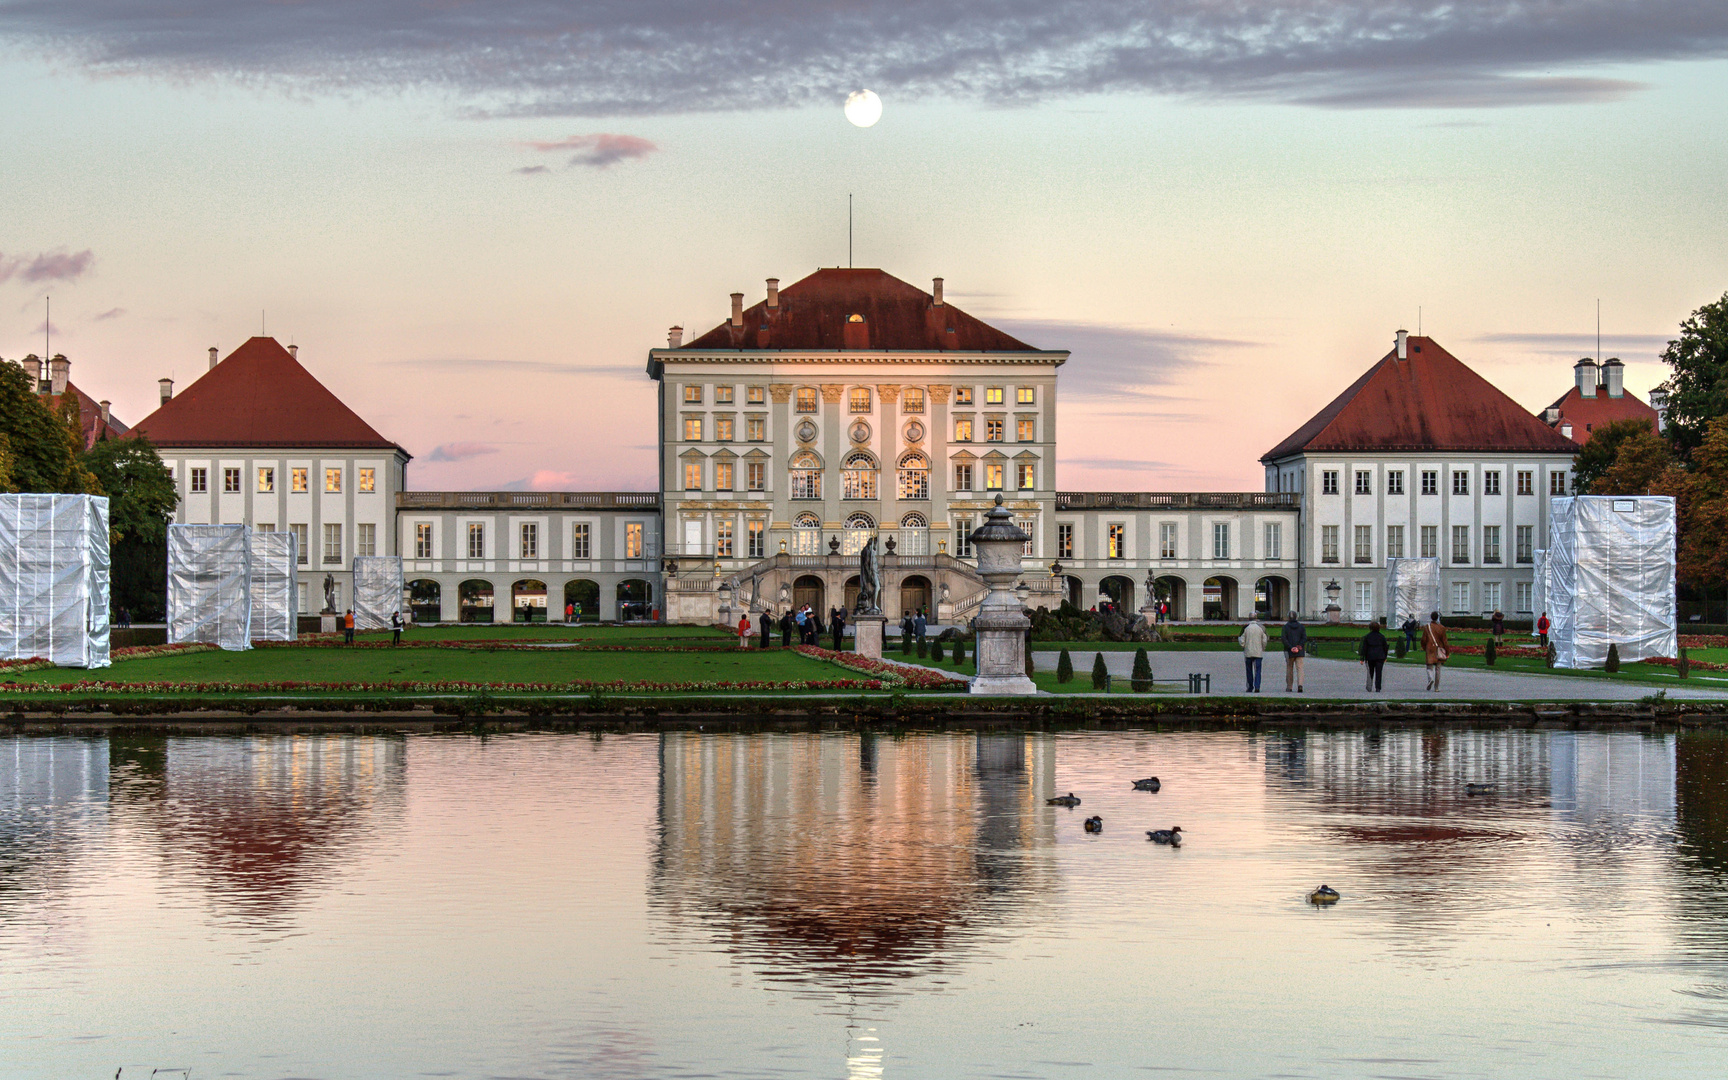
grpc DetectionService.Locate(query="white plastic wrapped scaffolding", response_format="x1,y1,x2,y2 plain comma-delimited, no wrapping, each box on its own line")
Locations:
1385,558,1441,628
167,524,252,651
0,494,111,668
1531,549,1548,638
1547,496,1678,669
352,556,403,631
248,530,299,642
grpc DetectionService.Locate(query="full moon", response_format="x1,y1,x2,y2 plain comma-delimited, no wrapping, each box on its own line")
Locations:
844,89,882,128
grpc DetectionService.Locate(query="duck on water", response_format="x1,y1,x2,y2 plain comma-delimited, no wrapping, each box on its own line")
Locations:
1147,827,1182,846
1132,777,1161,792
1048,793,1082,807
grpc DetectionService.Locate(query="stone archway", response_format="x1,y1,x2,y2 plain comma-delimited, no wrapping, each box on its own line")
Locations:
1255,576,1291,619
900,574,932,619
1098,575,1136,612
1154,576,1188,622
1063,575,1084,609
511,579,547,623
458,579,495,623
793,574,825,613
564,579,599,622
1203,576,1239,621
407,579,441,623
618,578,653,621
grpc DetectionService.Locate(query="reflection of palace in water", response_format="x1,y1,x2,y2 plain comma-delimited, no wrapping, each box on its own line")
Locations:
651,732,1060,988
0,738,109,905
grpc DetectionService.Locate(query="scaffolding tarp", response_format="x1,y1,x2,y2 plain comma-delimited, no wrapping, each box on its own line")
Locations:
1385,558,1441,628
248,530,299,642
1531,549,1548,638
167,524,252,651
1547,496,1678,669
0,494,111,668
352,556,403,631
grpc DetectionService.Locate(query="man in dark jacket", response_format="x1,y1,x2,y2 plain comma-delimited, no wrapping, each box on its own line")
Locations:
780,610,793,648
901,611,915,650
1401,616,1420,652
1282,612,1307,692
831,608,846,651
761,611,773,649
1359,621,1390,692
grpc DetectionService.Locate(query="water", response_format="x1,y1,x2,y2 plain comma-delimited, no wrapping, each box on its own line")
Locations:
3,729,1727,1079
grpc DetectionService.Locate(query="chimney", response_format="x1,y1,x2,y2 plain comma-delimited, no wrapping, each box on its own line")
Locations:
1602,357,1624,399
1650,388,1669,433
159,378,174,405
49,354,69,396
1576,357,1598,398
730,293,744,328
667,326,683,348
22,354,41,390
766,278,780,309
99,400,111,427
1542,407,1560,424
208,346,219,371
287,344,298,359
932,278,944,306
1395,329,1408,360
1561,421,1574,440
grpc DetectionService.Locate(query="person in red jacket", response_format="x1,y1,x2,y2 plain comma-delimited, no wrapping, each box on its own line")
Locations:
1537,611,1551,648
737,613,751,648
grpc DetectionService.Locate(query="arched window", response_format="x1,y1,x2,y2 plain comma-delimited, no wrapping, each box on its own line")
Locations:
790,451,822,499
795,387,818,413
897,451,929,500
842,450,878,500
900,512,927,528
791,512,821,555
849,387,872,413
898,512,929,555
844,512,876,556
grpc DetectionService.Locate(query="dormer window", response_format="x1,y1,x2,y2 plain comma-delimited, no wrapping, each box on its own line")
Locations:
848,314,865,323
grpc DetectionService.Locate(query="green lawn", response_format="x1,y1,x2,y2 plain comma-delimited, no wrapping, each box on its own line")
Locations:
380,624,731,643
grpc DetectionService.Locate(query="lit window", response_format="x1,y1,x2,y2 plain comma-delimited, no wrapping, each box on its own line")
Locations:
985,387,1004,405
791,452,822,499
714,385,734,404
468,522,485,559
1108,524,1125,559
795,387,818,413
746,385,765,405
189,468,207,493
625,523,643,559
897,453,929,500
986,417,1004,442
954,418,973,442
746,417,765,441
520,522,538,559
415,523,433,559
257,467,274,493
715,417,734,441
223,467,241,493
1017,462,1035,490
849,387,872,413
359,468,375,493
683,385,703,404
954,387,974,405
715,519,734,557
715,461,734,491
571,522,591,560
842,452,878,499
902,388,925,413
747,520,765,559
292,468,308,493
1057,523,1074,559
325,468,342,493
684,418,703,441
1017,417,1035,442
985,463,1005,490
684,461,703,491
747,462,765,491
1017,387,1035,405
1018,517,1037,557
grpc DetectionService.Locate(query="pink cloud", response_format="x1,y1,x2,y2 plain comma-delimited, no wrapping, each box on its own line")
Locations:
523,134,658,168
0,249,96,284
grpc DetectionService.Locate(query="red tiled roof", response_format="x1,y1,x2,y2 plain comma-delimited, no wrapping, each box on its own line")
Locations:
679,268,1045,352
131,337,405,453
46,381,129,450
1262,336,1579,461
1542,383,1659,445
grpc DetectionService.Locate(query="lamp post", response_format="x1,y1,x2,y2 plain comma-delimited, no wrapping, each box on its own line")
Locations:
1324,578,1342,625
967,495,1037,695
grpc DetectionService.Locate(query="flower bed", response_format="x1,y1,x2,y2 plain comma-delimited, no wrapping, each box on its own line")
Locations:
255,638,734,654
794,645,967,689
0,675,888,695
0,657,54,675
1644,656,1728,672
1444,645,1549,659
113,643,218,662
1679,635,1728,650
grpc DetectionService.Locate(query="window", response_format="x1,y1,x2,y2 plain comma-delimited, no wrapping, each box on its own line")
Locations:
1108,524,1126,560
1516,581,1533,613
985,387,1005,405
350,523,372,557
467,522,485,559
1213,522,1231,559
257,467,274,493
849,387,872,413
954,417,973,442
1483,581,1502,613
1551,470,1568,495
1386,525,1404,559
1516,525,1533,563
1161,522,1178,559
1452,525,1470,564
325,467,342,493
985,417,1004,442
1017,517,1037,557
715,519,734,557
1322,470,1339,495
1057,523,1074,559
1264,522,1282,560
1321,525,1339,563
746,417,766,442
684,461,702,491
1017,462,1035,490
223,467,241,493
747,462,766,491
1452,470,1469,496
292,467,308,493
1421,525,1438,559
747,385,765,405
189,467,207,493
1484,470,1501,496
954,515,975,558
1517,470,1534,496
291,523,309,565
1017,416,1036,442
571,522,591,560
1421,470,1438,496
841,452,877,499
715,417,734,442
415,522,433,559
714,461,734,491
903,388,925,413
1353,582,1374,621
684,418,703,441
1017,386,1035,405
1387,470,1404,495
954,387,974,405
359,468,376,493
898,453,929,500
518,523,537,559
683,385,703,405
985,462,1005,491
954,463,974,491
625,523,644,559
1451,581,1471,614
747,520,765,558
323,523,342,564
795,387,817,413
1354,470,1371,495
1354,525,1372,563
1483,525,1501,564
714,385,734,404
791,452,822,499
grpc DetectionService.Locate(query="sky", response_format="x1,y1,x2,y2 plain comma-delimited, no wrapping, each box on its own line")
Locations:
1,2,1726,493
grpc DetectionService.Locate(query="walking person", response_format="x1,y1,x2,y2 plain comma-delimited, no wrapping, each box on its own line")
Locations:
1359,620,1389,693
565,600,576,623
1491,609,1505,646
1421,611,1450,691
915,609,928,645
737,612,751,648
1239,614,1266,693
900,610,914,649
391,609,403,646
1536,611,1551,648
831,608,846,651
1401,615,1419,653
343,608,356,644
1282,611,1307,693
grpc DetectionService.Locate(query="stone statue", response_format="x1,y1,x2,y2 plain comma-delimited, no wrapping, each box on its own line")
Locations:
855,536,882,615
322,573,337,613
1144,568,1159,610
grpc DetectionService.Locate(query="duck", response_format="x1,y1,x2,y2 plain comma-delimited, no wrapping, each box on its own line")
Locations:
1465,782,1495,795
1131,777,1161,792
1147,826,1182,845
1308,885,1341,905
1083,815,1103,833
1047,793,1081,807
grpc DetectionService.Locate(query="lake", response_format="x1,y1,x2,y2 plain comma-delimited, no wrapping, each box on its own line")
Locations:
3,728,1726,1078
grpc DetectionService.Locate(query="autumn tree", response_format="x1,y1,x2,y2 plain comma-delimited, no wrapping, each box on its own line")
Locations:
1678,416,1728,595
1576,418,1661,493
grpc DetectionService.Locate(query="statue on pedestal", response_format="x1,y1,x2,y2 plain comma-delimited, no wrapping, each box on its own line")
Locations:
322,573,337,614
855,536,882,615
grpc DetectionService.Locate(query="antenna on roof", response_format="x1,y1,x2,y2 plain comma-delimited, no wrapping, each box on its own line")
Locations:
1596,298,1601,362
848,194,853,268
44,296,50,364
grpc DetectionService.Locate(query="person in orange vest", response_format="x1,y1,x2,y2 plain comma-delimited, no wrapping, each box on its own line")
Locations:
343,608,356,644
737,612,751,648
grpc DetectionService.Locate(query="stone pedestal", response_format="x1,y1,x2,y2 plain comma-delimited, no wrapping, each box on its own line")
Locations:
1325,605,1342,625
320,613,338,634
852,614,887,659
967,495,1038,696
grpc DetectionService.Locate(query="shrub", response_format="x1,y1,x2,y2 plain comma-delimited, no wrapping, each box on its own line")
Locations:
1056,648,1074,684
1545,643,1557,668
952,638,967,667
931,639,945,662
917,638,929,658
1605,643,1621,673
901,631,912,655
1130,648,1153,693
1678,646,1692,679
1484,639,1497,667
1394,636,1409,659
1091,652,1110,691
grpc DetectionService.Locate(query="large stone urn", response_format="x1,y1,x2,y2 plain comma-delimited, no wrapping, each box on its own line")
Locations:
968,495,1038,695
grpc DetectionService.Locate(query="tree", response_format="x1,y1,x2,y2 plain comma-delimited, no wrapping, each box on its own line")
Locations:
1576,418,1659,493
81,434,178,621
0,360,87,493
1091,651,1109,691
1678,417,1728,593
1130,648,1153,692
1590,426,1687,498
1056,648,1074,684
1657,291,1728,459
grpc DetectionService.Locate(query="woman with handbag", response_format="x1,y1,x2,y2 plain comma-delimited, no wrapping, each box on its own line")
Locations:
1421,611,1450,691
